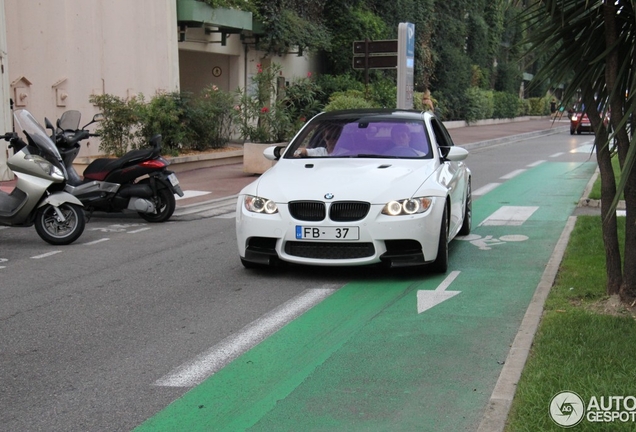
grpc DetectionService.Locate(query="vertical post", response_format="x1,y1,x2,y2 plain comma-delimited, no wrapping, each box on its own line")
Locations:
397,22,415,109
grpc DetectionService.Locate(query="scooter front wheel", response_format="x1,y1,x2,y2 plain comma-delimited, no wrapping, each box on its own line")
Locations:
34,203,86,245
138,185,176,223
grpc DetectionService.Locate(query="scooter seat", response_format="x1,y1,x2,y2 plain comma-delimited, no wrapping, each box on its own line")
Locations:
83,146,160,181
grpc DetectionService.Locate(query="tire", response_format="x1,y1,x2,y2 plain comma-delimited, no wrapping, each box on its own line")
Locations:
458,180,472,236
34,203,86,245
429,205,449,274
138,182,176,223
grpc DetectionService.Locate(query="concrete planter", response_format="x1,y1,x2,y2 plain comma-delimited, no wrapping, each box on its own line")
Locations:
243,142,285,175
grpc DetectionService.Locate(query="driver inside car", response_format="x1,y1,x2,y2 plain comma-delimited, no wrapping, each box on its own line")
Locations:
294,126,340,157
386,124,426,156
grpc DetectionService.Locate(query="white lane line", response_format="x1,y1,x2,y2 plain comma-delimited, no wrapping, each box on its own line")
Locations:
128,227,151,234
0,226,9,230
527,160,545,168
473,183,500,197
31,251,62,259
176,190,211,201
570,143,596,154
500,169,526,180
83,238,110,246
550,152,564,158
479,206,539,227
155,287,338,388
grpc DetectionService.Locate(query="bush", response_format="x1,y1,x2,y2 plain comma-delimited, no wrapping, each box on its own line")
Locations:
140,91,190,155
187,85,237,150
527,97,550,116
281,73,324,133
315,74,364,106
464,87,494,124
368,76,396,108
493,91,521,118
235,63,297,143
324,94,374,111
89,93,145,157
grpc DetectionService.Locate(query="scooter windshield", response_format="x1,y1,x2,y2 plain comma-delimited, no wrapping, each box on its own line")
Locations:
58,110,81,131
13,109,64,163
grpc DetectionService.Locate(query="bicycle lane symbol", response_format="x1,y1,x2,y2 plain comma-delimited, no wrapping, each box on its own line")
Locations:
455,234,529,250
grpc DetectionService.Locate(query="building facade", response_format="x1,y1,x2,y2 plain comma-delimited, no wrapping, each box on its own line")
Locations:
0,0,315,180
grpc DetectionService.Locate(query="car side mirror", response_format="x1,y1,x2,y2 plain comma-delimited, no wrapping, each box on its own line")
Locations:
442,146,469,161
263,145,285,161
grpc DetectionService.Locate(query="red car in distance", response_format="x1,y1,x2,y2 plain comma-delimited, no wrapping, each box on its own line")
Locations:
570,111,592,135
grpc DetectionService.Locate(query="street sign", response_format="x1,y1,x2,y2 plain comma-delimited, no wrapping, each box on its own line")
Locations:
352,39,398,71
352,55,398,70
352,40,398,55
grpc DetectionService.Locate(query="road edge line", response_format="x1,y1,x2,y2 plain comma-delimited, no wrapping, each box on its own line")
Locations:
476,215,577,432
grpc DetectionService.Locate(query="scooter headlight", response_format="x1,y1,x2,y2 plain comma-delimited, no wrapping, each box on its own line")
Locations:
25,154,64,179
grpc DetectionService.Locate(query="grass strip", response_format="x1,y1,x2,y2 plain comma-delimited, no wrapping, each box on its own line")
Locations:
505,216,636,431
589,156,622,200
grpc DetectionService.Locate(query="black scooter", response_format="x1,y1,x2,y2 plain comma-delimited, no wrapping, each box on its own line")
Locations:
47,110,184,222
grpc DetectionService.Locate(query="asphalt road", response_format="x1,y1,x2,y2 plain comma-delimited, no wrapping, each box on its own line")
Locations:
0,130,598,431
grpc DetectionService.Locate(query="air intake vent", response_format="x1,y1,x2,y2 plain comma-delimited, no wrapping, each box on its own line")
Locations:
289,201,326,221
329,201,370,222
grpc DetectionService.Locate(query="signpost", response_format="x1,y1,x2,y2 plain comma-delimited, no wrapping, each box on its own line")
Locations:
352,39,398,88
352,22,415,109
397,22,415,109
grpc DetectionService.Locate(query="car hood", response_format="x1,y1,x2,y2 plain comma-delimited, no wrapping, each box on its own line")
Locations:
248,159,440,203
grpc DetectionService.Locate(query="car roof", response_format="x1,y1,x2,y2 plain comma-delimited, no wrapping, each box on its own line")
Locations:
314,109,431,122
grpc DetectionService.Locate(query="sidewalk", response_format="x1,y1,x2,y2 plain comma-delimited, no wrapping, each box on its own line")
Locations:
0,117,568,208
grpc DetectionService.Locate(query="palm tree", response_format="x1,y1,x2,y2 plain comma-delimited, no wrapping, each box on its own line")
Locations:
521,0,636,302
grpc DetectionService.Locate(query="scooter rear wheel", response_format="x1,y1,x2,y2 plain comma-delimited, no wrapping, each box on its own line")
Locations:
138,185,176,223
34,203,86,245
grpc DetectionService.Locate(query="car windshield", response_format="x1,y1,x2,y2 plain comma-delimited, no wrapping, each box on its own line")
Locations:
284,117,432,159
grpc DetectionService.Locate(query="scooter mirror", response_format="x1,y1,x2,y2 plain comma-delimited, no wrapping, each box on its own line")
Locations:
93,113,104,122
45,117,54,130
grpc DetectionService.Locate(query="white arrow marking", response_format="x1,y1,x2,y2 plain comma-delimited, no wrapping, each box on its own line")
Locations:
417,270,461,314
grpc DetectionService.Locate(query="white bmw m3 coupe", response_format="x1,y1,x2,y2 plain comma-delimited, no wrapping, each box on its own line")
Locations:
236,109,472,273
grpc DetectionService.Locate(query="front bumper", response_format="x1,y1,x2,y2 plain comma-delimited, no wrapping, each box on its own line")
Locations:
235,197,445,267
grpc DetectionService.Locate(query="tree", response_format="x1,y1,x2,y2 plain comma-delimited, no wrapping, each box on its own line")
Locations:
522,0,636,302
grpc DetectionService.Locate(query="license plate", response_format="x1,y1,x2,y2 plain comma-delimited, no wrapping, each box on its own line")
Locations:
167,173,179,187
295,226,359,240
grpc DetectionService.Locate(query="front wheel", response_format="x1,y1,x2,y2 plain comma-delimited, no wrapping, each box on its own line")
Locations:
429,205,449,274
138,183,176,222
34,203,86,245
458,180,472,236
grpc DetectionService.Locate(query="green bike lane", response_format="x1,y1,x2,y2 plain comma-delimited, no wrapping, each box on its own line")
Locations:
137,161,597,431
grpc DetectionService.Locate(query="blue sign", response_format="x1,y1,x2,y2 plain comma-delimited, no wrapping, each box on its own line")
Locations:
406,22,415,58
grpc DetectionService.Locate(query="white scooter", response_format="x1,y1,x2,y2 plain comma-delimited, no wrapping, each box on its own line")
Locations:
0,109,86,245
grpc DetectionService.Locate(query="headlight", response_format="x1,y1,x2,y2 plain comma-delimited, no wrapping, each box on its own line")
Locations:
25,154,64,179
244,195,278,214
382,197,433,216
